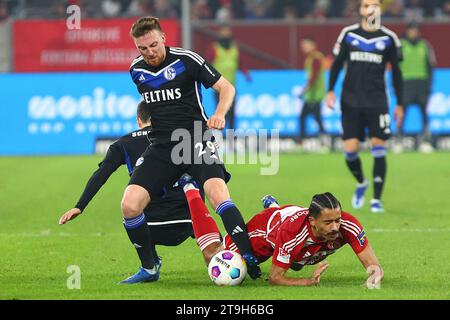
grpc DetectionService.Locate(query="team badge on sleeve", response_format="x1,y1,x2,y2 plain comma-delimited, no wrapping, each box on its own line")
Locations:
357,230,367,246
276,248,290,264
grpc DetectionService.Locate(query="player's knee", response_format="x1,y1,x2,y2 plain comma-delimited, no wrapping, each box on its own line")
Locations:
204,178,229,209
121,198,142,219
121,185,150,218
370,137,385,148
343,138,360,153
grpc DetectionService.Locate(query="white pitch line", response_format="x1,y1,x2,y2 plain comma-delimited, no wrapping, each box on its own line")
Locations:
369,228,450,233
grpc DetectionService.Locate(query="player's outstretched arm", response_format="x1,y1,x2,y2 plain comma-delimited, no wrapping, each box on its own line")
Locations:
208,76,235,130
59,208,82,225
57,152,121,225
268,262,329,286
356,244,384,289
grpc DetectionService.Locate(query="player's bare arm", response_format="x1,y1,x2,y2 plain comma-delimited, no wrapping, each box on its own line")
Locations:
394,105,404,129
326,91,336,109
356,244,384,288
268,262,329,286
208,76,236,130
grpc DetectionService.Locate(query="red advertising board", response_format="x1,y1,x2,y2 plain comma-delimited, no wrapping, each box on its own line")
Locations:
13,18,180,72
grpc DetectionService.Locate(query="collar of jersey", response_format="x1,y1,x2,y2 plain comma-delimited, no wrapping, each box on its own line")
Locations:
133,59,181,76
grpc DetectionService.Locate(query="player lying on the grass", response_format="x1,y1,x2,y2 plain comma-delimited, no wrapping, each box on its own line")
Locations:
58,101,196,284
178,174,384,287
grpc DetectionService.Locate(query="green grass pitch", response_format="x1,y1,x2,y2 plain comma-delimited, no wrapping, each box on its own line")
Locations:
1,152,449,300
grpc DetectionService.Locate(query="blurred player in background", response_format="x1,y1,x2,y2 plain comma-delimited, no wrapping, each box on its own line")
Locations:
207,25,251,130
122,16,261,282
398,22,436,153
177,174,384,288
59,101,195,284
326,0,404,213
298,36,327,150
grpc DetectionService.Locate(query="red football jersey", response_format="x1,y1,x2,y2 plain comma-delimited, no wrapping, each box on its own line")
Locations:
224,205,368,269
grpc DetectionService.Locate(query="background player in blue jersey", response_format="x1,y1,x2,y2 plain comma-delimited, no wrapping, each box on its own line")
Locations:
58,101,195,283
120,17,261,282
326,0,404,213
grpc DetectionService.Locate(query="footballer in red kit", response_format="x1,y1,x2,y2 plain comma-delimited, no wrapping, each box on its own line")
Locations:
178,173,383,287
223,205,368,270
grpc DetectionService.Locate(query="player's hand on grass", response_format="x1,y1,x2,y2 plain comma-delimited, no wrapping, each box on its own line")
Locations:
207,113,226,130
365,265,383,289
394,105,404,129
310,262,329,285
325,91,336,110
59,208,82,225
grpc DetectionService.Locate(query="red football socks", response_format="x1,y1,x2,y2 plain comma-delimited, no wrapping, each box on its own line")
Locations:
185,188,221,251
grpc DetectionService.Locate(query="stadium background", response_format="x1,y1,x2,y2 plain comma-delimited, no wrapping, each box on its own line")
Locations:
1,0,450,301
1,0,450,154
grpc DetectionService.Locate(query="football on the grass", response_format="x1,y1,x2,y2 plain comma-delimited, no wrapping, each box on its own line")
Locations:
208,250,247,286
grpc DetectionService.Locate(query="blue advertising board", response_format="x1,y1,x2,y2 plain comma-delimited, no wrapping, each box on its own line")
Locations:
228,69,450,137
0,72,141,155
1,70,449,155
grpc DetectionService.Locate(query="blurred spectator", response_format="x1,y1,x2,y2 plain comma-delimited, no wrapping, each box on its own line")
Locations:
153,0,178,18
421,0,443,17
442,0,450,17
207,0,245,19
191,0,213,20
342,0,359,19
298,36,327,146
50,1,76,19
399,22,437,152
383,0,405,18
306,0,330,21
282,4,297,21
327,0,347,18
273,0,339,20
207,25,251,129
127,0,153,16
3,0,450,20
101,0,122,17
244,0,272,20
216,0,233,21
405,0,425,21
0,2,9,22
231,0,246,19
